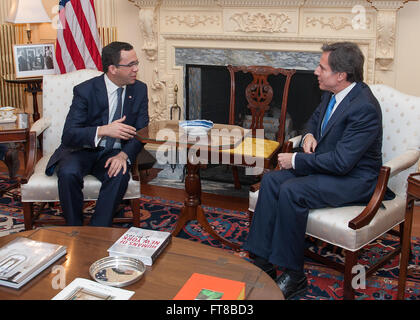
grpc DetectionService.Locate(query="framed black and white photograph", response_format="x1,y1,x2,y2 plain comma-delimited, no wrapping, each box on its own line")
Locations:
13,43,56,78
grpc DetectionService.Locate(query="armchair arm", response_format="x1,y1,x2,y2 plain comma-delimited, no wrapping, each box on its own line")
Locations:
249,135,301,192
20,131,37,184
30,117,51,137
384,149,420,178
289,135,302,149
348,166,390,230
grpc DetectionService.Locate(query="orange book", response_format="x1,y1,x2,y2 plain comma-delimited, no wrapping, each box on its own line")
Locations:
173,273,245,300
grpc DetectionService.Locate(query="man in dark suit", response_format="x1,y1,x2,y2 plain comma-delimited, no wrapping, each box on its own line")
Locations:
243,42,388,299
46,41,149,227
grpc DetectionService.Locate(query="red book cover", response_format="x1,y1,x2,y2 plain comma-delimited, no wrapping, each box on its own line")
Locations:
173,273,245,300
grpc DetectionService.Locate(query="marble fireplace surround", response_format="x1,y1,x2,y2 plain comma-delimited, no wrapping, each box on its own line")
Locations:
128,0,415,121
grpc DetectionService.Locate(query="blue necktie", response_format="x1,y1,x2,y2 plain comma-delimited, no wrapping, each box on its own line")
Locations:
105,87,123,150
321,94,336,136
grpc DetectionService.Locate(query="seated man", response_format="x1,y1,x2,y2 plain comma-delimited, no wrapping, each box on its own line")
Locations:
45,41,149,226
242,42,393,299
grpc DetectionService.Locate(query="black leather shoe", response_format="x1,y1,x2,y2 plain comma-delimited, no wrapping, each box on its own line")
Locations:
276,270,308,300
251,255,277,280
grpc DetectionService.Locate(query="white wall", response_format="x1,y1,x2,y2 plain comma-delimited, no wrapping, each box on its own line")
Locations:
395,1,420,96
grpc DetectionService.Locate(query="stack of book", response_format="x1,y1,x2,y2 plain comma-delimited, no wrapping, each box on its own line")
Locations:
107,227,171,266
0,237,67,289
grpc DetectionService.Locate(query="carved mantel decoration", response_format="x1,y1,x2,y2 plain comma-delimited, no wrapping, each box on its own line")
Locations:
128,0,415,121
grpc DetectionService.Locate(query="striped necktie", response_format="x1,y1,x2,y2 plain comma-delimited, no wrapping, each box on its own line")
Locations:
321,94,336,136
105,87,123,150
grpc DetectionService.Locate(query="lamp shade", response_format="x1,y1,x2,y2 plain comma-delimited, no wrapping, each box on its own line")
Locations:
6,0,51,24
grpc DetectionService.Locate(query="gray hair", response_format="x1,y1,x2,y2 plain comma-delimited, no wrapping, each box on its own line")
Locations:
321,42,364,82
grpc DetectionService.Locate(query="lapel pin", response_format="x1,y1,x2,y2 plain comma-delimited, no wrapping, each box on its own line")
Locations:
129,96,132,99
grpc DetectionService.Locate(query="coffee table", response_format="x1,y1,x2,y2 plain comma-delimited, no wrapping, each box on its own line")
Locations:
0,226,284,300
137,120,280,250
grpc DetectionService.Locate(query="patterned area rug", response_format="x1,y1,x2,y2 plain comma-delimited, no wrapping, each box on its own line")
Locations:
0,176,419,300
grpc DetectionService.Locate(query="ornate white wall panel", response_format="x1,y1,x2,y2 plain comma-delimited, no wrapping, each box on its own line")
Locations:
128,0,415,121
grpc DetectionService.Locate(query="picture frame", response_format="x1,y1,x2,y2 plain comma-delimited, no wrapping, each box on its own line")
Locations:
12,43,56,78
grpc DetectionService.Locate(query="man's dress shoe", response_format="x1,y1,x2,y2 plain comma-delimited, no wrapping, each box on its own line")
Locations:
252,255,277,280
276,270,308,299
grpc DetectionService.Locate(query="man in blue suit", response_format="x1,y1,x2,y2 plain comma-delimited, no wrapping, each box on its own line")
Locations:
243,42,388,299
45,41,149,227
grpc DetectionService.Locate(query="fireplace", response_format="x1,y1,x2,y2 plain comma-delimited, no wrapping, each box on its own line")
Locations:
185,64,322,140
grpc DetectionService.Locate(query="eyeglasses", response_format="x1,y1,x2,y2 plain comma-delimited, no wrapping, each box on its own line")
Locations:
115,61,139,68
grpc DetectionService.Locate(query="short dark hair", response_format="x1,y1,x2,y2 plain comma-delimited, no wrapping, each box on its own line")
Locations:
321,42,364,82
101,41,134,73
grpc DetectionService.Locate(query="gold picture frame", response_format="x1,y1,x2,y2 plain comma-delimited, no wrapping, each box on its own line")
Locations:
12,43,56,78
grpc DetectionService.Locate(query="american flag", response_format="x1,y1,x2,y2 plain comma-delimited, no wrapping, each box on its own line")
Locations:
54,0,103,74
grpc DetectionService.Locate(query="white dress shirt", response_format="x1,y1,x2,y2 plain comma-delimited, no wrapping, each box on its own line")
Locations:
95,74,126,148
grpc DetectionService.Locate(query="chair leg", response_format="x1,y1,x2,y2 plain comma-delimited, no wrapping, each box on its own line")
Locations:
399,221,413,260
22,202,34,231
231,166,241,189
130,198,141,227
343,249,358,300
248,210,254,226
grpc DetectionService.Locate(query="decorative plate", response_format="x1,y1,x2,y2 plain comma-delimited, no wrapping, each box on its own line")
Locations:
89,256,146,288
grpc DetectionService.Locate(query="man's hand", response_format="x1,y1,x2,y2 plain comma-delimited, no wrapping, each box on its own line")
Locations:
302,134,317,154
98,115,136,140
105,151,129,177
277,153,293,170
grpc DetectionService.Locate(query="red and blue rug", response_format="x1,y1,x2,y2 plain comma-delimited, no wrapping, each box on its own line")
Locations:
0,176,419,300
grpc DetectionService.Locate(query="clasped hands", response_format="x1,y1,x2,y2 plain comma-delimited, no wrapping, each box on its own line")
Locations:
277,134,317,170
98,116,137,177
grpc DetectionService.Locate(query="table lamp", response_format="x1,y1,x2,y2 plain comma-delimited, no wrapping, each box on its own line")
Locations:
6,0,51,44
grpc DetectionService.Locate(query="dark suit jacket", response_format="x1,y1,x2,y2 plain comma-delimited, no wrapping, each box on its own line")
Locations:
46,74,149,175
295,82,393,203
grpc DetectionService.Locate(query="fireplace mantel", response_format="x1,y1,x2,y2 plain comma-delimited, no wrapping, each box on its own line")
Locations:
128,0,415,121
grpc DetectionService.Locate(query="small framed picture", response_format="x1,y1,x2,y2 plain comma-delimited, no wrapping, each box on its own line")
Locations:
12,43,56,78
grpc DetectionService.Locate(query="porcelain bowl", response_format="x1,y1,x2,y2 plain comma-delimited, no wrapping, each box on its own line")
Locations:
179,120,214,136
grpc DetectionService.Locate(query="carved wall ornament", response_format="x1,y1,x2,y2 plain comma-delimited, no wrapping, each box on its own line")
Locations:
230,12,292,33
151,67,166,91
136,0,162,61
165,14,220,27
306,16,371,31
375,10,396,70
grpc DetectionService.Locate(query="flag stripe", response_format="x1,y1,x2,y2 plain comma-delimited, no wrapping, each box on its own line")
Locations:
79,0,102,67
54,0,102,74
71,0,101,70
62,3,87,70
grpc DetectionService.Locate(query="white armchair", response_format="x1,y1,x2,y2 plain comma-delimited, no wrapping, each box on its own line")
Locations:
21,69,142,230
248,84,420,299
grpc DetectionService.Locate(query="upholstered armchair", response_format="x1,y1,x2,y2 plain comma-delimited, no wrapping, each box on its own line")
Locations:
248,84,420,299
20,69,141,230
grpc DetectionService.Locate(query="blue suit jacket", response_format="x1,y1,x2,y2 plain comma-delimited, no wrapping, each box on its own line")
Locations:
294,82,391,203
46,74,149,175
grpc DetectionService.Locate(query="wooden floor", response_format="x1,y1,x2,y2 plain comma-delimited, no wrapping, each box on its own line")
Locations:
3,154,420,238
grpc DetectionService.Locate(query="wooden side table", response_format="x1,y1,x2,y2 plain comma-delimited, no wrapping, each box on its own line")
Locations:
2,74,42,123
397,172,420,299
